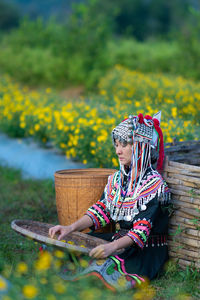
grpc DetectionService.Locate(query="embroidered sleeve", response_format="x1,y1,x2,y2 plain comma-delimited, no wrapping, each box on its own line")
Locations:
86,198,111,230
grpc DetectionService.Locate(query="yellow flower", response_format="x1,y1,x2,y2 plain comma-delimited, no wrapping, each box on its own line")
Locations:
34,251,52,271
79,259,89,268
97,135,107,142
96,259,106,266
112,157,118,167
67,241,75,245
16,262,28,274
46,88,51,94
80,290,95,300
134,286,155,300
54,250,65,258
40,277,47,284
60,142,66,149
34,124,40,131
22,284,38,299
171,107,177,118
90,141,96,147
100,89,106,95
135,101,140,107
83,159,87,164
53,281,66,294
20,122,26,128
117,276,127,287
0,277,7,291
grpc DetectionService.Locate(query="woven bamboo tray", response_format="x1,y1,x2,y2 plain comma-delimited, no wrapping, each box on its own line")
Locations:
11,219,107,254
162,158,200,269
54,168,116,228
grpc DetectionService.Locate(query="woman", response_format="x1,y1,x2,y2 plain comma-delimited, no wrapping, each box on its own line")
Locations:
49,112,171,291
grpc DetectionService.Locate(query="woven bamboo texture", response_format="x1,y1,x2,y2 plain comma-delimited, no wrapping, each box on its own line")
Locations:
11,219,107,254
165,139,200,166
162,158,200,269
54,168,116,228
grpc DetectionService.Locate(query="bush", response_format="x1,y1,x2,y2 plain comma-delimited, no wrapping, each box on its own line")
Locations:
174,8,200,80
106,38,179,74
0,1,113,89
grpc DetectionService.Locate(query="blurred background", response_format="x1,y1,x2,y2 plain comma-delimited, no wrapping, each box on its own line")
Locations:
0,0,200,167
0,0,200,89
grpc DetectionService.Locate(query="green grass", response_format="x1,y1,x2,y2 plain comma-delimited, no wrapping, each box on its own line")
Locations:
0,164,199,299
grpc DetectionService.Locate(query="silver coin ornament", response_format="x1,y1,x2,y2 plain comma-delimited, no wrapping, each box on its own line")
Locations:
125,215,132,221
141,204,147,211
133,207,139,214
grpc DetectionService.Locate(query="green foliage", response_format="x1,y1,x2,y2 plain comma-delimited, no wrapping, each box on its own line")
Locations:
106,38,179,73
0,0,113,89
0,1,200,89
0,46,68,87
175,8,200,80
0,0,20,31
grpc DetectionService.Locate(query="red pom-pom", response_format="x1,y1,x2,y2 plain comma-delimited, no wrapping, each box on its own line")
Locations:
144,115,152,120
138,113,144,123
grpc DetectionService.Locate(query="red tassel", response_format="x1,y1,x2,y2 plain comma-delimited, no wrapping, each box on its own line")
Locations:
144,114,164,170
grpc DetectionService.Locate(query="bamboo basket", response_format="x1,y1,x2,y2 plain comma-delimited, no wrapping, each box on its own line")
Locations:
54,168,116,228
162,158,200,269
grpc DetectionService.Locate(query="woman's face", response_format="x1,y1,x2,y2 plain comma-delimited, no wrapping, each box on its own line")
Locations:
115,139,132,166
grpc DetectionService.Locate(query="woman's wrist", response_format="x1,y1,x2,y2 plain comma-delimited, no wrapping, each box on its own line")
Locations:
70,223,77,232
111,240,120,252
111,235,134,251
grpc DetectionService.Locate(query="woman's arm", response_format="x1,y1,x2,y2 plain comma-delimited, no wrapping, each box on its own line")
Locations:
49,215,93,240
89,235,134,259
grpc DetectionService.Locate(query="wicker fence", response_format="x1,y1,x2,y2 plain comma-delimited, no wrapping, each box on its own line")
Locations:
162,158,200,269
165,139,200,166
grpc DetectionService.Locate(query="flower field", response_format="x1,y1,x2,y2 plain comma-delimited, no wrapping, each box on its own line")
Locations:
0,66,199,168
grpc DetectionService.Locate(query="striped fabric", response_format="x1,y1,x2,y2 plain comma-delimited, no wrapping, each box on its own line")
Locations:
86,200,111,230
127,219,152,249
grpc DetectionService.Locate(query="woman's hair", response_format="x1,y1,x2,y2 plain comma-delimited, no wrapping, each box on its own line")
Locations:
151,147,159,167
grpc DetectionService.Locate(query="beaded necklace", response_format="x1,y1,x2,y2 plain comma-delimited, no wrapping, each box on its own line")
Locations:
115,165,140,232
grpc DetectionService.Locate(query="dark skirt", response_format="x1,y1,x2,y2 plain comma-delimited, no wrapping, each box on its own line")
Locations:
59,231,169,291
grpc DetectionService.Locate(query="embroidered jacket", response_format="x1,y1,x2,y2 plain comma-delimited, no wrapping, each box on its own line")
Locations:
86,167,170,249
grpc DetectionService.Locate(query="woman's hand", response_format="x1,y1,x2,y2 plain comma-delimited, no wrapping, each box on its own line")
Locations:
89,242,117,259
48,225,73,240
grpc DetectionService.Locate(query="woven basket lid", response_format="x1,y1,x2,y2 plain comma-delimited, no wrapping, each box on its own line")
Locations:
11,219,107,254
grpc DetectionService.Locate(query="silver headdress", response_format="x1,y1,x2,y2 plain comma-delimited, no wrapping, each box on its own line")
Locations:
112,112,164,172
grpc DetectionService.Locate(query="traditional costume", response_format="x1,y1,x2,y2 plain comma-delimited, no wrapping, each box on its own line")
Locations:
61,112,171,291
